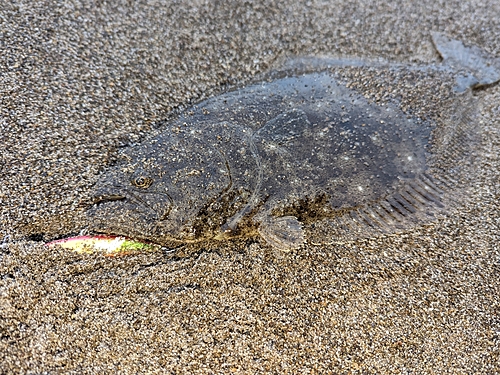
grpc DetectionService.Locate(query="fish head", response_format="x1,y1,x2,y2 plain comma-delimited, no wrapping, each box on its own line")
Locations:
87,130,231,245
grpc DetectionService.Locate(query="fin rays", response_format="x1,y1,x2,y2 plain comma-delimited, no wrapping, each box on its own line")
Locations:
310,173,458,244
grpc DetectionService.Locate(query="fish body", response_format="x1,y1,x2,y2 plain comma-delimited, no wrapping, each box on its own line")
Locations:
88,33,499,250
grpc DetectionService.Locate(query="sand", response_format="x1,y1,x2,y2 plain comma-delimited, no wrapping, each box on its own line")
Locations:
1,0,499,373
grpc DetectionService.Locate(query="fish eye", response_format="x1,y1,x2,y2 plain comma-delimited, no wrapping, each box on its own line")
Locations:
132,176,153,189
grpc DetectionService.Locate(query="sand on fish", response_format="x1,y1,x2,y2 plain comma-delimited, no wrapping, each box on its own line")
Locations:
1,0,499,374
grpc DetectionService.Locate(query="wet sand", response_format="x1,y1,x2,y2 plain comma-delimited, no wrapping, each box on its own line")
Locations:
1,1,499,373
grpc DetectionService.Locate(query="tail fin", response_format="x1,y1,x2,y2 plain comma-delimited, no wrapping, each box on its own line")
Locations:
431,32,500,91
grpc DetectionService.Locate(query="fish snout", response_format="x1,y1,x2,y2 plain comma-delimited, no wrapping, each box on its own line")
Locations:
89,180,174,223
93,194,126,204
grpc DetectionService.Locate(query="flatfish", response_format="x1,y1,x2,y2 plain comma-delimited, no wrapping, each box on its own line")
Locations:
87,33,499,251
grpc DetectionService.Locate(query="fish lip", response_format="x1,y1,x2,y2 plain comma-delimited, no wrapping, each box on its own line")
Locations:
93,194,126,204
90,187,173,223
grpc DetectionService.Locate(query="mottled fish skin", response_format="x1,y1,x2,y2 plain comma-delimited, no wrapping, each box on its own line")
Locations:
87,34,499,251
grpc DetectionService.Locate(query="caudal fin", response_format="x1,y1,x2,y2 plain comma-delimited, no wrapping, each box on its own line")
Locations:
431,32,500,91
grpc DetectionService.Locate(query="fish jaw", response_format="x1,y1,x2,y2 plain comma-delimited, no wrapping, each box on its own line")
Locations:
87,180,171,237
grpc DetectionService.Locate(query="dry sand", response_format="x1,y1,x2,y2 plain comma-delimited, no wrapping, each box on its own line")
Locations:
1,0,499,373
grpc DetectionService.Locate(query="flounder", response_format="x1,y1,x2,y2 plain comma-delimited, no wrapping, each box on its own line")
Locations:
87,33,499,251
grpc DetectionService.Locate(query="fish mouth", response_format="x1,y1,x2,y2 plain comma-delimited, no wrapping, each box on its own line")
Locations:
87,187,184,246
89,186,173,223
93,194,126,204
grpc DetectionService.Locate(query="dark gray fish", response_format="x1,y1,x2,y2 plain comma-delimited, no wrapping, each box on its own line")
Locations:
87,33,499,251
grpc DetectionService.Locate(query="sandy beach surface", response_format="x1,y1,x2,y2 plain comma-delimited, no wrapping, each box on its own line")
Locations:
1,1,499,373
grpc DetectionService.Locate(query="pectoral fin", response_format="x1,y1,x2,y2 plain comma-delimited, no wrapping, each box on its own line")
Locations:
257,216,305,251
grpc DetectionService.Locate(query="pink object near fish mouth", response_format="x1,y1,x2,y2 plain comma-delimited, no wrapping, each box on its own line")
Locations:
46,235,162,256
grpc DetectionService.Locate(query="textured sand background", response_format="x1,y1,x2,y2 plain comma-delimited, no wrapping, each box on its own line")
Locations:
1,0,499,373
